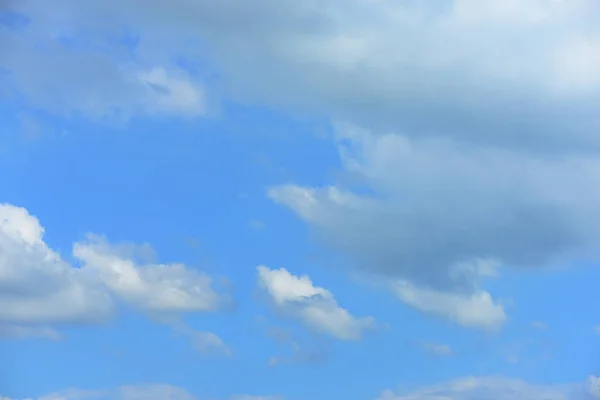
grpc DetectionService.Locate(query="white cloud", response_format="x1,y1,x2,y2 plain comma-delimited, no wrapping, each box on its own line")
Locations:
0,203,226,338
0,203,113,328
135,67,205,117
392,280,506,330
257,265,374,340
73,235,224,317
378,375,600,400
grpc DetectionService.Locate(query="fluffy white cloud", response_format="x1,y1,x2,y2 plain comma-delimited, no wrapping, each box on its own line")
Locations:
73,235,224,317
257,265,374,340
0,203,226,338
378,375,600,400
0,204,113,330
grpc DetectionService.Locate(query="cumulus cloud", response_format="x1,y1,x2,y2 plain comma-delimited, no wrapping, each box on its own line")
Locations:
0,203,227,338
0,204,113,330
378,375,600,400
257,265,374,340
73,235,224,317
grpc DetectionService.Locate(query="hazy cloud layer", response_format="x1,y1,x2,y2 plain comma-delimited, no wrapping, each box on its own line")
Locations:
4,0,600,152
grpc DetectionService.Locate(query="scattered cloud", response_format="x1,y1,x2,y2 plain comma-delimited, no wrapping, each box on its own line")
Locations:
0,203,227,338
4,0,600,336
257,265,375,340
378,375,600,400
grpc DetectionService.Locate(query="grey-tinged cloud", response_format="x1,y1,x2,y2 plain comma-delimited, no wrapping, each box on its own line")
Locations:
268,122,600,329
0,203,228,338
0,14,206,121
5,0,600,152
257,265,375,340
378,375,600,400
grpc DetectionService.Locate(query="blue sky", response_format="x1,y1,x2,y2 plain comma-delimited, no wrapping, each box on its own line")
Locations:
2,1,600,399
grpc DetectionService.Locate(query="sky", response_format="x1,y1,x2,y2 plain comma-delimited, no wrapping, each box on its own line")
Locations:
2,0,600,399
